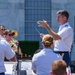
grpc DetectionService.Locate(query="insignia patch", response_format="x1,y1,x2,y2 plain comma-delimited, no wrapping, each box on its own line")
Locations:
65,25,68,27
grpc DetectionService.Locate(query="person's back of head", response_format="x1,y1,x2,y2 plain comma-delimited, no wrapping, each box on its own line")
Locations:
51,60,67,75
42,34,53,48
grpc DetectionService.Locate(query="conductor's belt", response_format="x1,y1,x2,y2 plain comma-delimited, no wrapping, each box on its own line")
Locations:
54,51,69,54
0,72,5,74
54,51,69,58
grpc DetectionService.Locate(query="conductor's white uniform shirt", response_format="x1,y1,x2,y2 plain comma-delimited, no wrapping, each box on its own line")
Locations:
32,48,62,75
54,22,73,52
0,38,15,73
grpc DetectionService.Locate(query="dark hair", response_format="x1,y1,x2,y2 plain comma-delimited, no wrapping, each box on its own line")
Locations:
0,25,5,28
0,25,6,30
57,10,69,20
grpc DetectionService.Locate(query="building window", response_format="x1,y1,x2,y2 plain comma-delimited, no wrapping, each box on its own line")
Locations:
24,0,51,48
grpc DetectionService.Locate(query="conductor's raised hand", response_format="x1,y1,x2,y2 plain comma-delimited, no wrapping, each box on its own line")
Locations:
37,20,49,29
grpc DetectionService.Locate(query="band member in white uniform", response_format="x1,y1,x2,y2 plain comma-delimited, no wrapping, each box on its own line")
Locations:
32,34,62,75
0,35,16,75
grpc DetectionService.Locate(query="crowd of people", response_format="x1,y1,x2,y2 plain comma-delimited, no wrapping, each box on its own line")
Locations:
0,9,73,75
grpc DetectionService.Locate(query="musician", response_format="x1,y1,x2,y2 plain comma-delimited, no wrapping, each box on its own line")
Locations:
0,35,16,75
0,25,6,39
4,30,23,59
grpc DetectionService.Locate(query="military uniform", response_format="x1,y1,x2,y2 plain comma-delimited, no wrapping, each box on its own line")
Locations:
54,22,73,66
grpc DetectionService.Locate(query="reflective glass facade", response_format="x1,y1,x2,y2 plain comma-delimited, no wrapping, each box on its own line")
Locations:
24,0,51,48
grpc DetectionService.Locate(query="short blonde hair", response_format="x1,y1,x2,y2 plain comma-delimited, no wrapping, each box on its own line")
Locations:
42,34,53,48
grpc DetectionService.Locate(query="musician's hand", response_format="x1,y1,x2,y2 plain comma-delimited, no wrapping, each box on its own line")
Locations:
14,40,19,45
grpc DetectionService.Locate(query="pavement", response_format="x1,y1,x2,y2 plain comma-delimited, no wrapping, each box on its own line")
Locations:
19,60,36,75
4,60,36,75
4,60,75,75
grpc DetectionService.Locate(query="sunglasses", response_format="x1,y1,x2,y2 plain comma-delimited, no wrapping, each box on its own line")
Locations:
7,34,13,36
1,29,5,31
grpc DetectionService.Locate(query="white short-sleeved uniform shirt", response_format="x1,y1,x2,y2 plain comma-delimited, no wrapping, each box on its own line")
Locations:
0,39,15,73
54,22,73,52
32,48,62,75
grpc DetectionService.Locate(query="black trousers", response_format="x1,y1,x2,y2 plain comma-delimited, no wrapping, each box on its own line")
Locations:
0,73,5,75
54,51,70,67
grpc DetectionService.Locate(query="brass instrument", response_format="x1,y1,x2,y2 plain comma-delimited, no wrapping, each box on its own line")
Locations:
9,39,23,58
9,39,18,52
12,30,18,37
9,30,23,58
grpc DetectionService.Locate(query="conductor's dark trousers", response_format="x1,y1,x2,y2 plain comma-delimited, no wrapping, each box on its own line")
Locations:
0,72,5,75
54,51,70,67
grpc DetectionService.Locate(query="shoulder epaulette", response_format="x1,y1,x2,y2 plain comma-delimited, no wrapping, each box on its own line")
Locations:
65,25,68,27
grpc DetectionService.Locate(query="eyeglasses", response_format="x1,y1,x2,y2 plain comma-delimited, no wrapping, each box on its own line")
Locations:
7,34,13,36
1,29,5,31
